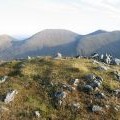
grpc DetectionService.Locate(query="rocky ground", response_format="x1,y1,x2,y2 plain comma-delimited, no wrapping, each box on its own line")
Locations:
0,57,119,120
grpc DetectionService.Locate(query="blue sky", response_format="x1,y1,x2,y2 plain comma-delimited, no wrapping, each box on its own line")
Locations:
0,0,120,39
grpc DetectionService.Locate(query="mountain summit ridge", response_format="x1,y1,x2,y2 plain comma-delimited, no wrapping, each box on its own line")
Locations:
0,29,120,60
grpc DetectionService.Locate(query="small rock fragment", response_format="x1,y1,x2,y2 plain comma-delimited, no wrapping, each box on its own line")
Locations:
69,79,79,86
71,102,80,111
92,105,102,112
83,85,93,92
0,76,8,84
35,111,41,118
4,90,18,104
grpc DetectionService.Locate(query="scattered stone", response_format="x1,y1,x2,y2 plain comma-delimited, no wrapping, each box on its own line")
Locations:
104,54,111,64
48,81,54,87
92,105,102,112
93,60,100,65
20,63,26,68
113,89,120,97
105,105,110,109
92,80,101,88
97,65,109,71
0,76,8,84
95,76,103,82
62,84,75,92
85,74,96,81
54,91,67,107
85,74,103,90
114,71,120,82
69,79,79,86
75,55,82,59
90,53,119,65
112,58,120,65
100,54,104,61
57,100,63,106
35,111,41,118
114,105,120,111
54,52,62,59
91,53,99,60
83,85,93,92
71,102,80,111
0,106,9,112
95,92,106,99
27,56,31,60
4,90,18,104
54,91,67,100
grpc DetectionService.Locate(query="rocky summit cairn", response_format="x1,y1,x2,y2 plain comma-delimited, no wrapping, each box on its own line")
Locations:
90,52,120,65
4,90,18,104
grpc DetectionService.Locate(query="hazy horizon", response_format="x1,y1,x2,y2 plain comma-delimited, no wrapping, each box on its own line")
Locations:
0,28,117,40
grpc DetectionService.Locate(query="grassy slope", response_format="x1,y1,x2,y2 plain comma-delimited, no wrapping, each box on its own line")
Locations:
0,57,120,120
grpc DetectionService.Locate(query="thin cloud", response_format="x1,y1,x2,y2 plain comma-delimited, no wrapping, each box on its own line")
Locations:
0,0,120,38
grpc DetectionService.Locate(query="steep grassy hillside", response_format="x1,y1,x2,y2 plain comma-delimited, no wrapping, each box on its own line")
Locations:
0,57,119,120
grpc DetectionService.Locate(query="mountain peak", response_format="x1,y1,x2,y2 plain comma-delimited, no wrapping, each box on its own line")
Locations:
88,30,107,35
0,34,16,41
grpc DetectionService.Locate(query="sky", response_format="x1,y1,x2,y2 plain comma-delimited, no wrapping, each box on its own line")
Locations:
0,0,120,39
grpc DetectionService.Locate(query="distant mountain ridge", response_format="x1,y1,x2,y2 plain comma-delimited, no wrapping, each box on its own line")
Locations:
0,29,120,60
